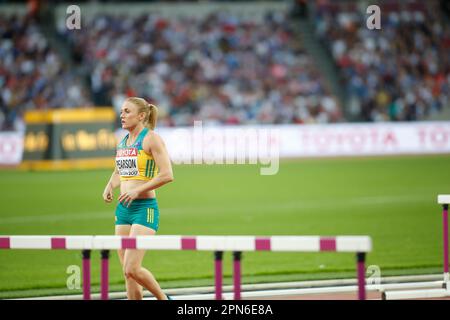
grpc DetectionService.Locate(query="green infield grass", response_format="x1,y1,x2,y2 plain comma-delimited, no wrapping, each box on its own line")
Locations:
0,154,449,298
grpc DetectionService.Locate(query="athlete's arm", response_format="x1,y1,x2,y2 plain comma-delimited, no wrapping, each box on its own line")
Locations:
103,166,120,203
118,131,174,206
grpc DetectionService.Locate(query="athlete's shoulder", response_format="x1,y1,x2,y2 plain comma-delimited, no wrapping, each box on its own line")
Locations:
143,129,165,149
144,129,162,140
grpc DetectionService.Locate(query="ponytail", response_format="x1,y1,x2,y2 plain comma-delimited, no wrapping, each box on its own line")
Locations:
146,104,158,130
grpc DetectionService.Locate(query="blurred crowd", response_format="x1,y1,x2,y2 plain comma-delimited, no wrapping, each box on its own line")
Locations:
2,0,450,132
0,14,92,131
59,11,341,127
314,0,450,121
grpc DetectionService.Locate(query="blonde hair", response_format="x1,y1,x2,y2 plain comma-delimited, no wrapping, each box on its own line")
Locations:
126,97,158,130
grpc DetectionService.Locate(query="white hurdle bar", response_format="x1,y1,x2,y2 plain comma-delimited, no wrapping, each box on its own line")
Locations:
0,235,372,300
383,194,450,300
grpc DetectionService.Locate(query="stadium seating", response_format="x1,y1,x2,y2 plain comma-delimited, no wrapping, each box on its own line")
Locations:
0,14,92,131
1,1,449,131
58,11,341,127
313,0,450,121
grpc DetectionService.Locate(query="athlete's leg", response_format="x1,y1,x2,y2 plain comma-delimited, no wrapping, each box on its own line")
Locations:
123,224,167,300
115,225,143,300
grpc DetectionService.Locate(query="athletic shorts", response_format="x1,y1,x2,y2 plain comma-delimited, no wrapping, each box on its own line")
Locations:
115,198,160,232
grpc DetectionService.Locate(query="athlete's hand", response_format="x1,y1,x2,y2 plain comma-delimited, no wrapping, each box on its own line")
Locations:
118,189,139,207
103,185,113,203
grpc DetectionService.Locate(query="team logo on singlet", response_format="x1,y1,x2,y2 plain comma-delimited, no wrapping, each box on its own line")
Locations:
116,148,139,176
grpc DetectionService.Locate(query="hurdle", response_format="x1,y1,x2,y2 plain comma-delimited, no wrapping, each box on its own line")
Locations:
0,235,372,300
382,194,450,300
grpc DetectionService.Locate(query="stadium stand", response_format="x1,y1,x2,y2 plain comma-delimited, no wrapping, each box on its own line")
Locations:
58,10,341,127
312,0,450,121
2,0,450,131
0,13,93,131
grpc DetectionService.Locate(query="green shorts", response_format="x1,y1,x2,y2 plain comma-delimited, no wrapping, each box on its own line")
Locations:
115,198,160,232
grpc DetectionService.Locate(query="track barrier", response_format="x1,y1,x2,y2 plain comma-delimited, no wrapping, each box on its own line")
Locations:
0,235,372,300
382,194,450,300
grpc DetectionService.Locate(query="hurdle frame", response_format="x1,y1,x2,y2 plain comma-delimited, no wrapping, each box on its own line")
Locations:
382,194,450,300
0,235,372,300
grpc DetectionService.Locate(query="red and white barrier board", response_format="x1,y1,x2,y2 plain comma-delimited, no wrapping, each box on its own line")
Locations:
0,235,372,252
0,234,372,300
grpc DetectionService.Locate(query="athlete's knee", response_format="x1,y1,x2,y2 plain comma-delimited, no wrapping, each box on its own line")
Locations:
124,264,140,279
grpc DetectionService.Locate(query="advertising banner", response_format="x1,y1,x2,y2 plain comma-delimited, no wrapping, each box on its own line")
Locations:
21,108,117,170
2,121,449,167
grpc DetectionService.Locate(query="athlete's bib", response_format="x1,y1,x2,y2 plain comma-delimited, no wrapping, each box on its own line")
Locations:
115,128,158,181
116,148,139,177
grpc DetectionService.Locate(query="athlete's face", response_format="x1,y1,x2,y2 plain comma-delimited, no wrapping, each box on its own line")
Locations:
120,102,144,130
